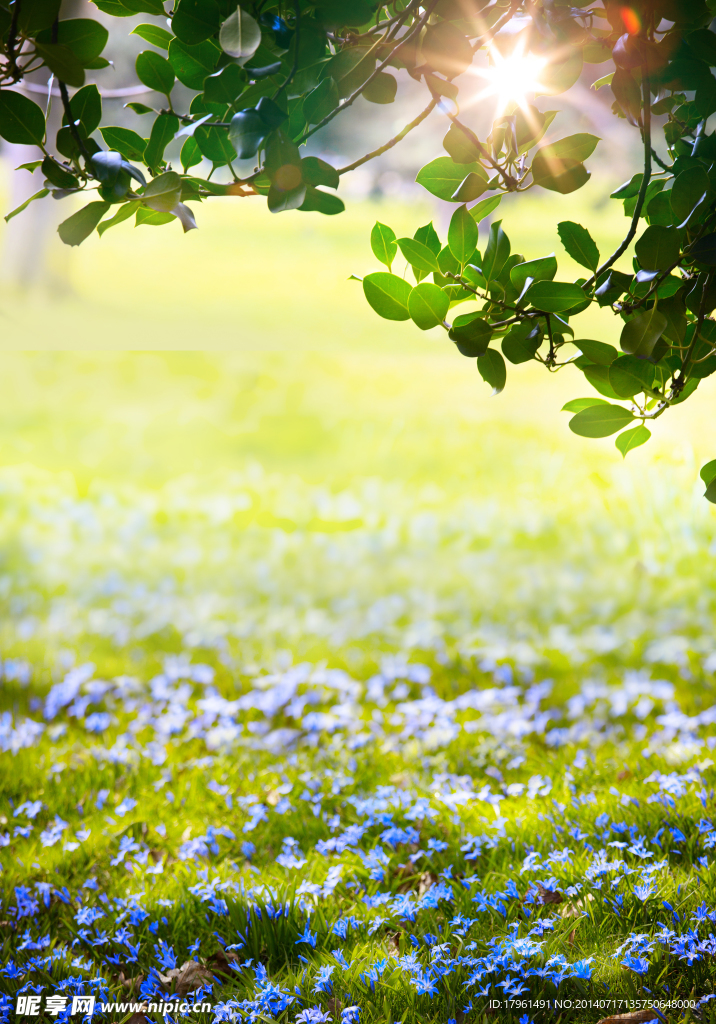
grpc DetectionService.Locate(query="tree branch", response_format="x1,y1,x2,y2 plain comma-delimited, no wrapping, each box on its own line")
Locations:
337,97,439,176
584,69,652,289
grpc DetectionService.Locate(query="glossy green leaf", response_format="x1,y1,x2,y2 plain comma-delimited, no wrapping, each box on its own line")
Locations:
142,169,182,211
180,136,202,171
635,225,681,271
136,50,176,95
448,205,477,266
671,164,710,225
97,199,140,236
620,308,667,357
569,403,634,438
510,255,557,293
131,23,173,48
268,183,307,213
576,339,618,365
416,157,486,202
0,90,46,145
362,273,412,321
532,154,589,194
449,313,492,357
58,200,110,246
477,349,506,394
228,110,267,160
219,5,262,63
168,38,220,90
701,458,716,486
451,172,487,203
37,18,108,64
65,84,101,135
173,0,221,44
143,114,179,169
688,233,716,265
397,237,440,276
204,64,246,105
195,124,237,165
4,188,49,223
408,282,450,331
100,126,147,162
481,220,510,282
557,221,599,272
524,280,586,313
302,158,339,190
615,424,651,457
501,322,542,364
443,122,482,164
562,397,609,412
363,72,397,105
581,364,621,399
608,355,656,398
303,78,339,126
298,187,344,215
34,42,85,87
469,195,501,222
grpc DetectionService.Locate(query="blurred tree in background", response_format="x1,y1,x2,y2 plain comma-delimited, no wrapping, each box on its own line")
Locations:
1,0,716,495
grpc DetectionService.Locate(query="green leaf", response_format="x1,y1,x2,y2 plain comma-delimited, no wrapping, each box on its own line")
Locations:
301,157,339,190
204,64,246,105
41,156,79,189
180,136,202,171
100,126,147,162
569,403,634,438
65,84,101,134
131,23,174,49
414,223,441,258
136,50,176,95
581,364,621,399
443,122,482,164
451,172,487,203
0,90,46,145
532,154,589,194
688,29,716,66
510,255,557,293
449,313,492,356
671,164,710,225
576,339,618,365
408,282,450,331
97,199,140,236
172,0,221,44
371,223,396,269
219,5,262,64
687,233,716,265
448,204,477,266
611,173,642,200
562,397,609,413
58,200,110,246
303,78,339,126
422,21,472,77
701,459,716,486
481,220,510,282
557,221,600,272
501,322,542,364
142,169,182,211
416,157,486,202
537,50,583,96
615,424,651,457
620,308,667,357
4,188,49,223
634,225,681,271
608,354,656,398
524,280,586,313
229,110,267,160
363,272,412,321
298,187,344,215
168,38,220,90
397,237,440,276
268,182,306,213
194,124,237,165
363,72,397,104
477,349,506,394
469,195,501,222
143,114,179,169
37,18,108,64
136,206,175,226
34,42,85,87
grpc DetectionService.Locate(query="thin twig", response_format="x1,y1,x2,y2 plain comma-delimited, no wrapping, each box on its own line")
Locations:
337,97,439,175
584,69,652,289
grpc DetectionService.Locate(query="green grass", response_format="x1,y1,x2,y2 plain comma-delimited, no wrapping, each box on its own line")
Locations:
1,192,716,1024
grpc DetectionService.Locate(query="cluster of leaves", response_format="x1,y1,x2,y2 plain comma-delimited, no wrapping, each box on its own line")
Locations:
355,0,716,502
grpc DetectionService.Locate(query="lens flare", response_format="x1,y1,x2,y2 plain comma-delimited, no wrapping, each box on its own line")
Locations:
620,7,641,34
468,43,548,115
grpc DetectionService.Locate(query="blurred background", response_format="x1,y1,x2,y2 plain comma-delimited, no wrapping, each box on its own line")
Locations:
0,8,714,687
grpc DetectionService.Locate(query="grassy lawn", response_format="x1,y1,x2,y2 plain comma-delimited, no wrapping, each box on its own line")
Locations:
1,190,716,1024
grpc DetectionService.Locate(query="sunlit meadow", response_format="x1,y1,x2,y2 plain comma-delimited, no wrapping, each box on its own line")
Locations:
3,182,716,1024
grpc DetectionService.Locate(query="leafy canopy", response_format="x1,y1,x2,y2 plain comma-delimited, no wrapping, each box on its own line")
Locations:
3,0,716,498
